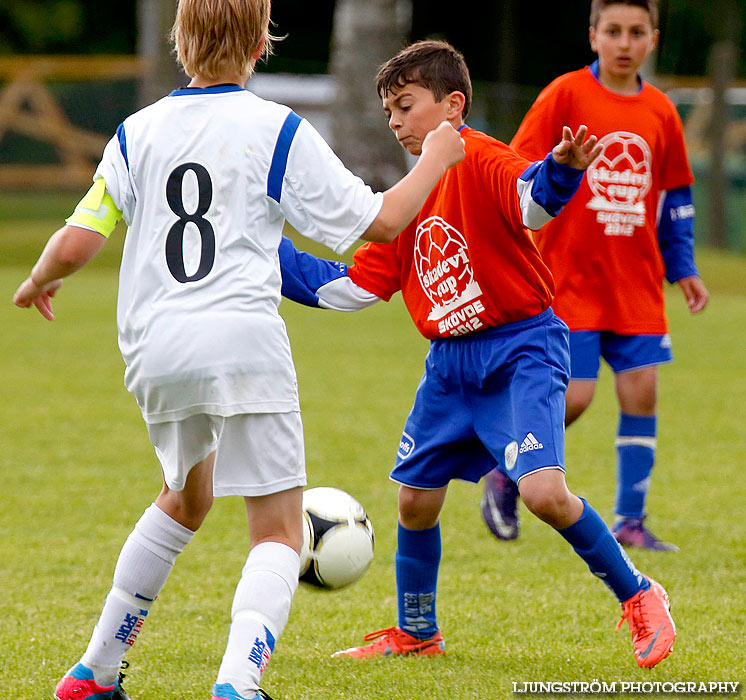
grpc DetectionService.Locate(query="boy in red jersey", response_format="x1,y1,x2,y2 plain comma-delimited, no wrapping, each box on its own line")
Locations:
278,39,675,669
481,0,709,551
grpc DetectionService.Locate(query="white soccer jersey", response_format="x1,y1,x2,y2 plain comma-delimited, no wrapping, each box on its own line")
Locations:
94,84,383,423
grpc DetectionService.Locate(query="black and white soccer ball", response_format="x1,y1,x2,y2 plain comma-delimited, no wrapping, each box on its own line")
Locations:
299,487,375,589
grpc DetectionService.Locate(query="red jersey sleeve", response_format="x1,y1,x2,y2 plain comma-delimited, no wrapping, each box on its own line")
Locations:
348,240,403,301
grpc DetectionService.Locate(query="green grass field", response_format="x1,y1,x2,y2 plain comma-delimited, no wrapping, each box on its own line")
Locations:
0,214,744,699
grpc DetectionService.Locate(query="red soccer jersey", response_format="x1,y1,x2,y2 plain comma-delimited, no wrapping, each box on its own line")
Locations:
511,67,693,335
348,127,554,340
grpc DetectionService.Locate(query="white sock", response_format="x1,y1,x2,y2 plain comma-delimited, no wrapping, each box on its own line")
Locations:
216,542,300,697
81,504,194,684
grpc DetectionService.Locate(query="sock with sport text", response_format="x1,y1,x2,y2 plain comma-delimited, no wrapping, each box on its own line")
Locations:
558,499,649,603
80,504,194,685
615,413,657,519
215,542,299,698
396,522,441,640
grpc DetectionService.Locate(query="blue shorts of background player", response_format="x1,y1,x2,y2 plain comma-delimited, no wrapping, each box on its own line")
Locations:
569,331,673,379
483,329,678,550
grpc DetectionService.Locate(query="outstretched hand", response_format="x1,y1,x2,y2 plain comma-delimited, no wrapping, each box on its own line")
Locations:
13,277,63,321
552,125,602,170
677,275,709,314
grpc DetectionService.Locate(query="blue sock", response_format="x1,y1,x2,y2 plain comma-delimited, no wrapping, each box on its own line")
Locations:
558,499,649,602
396,522,440,639
615,413,657,518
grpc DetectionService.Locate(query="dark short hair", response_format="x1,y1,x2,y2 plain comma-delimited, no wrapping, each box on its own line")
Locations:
375,39,472,119
590,0,658,29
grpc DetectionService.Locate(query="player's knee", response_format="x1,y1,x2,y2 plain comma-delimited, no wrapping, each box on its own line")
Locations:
176,500,213,530
520,480,573,526
624,396,657,415
565,399,588,426
157,489,213,531
521,489,556,520
565,381,595,425
398,489,439,530
567,391,593,418
398,498,425,528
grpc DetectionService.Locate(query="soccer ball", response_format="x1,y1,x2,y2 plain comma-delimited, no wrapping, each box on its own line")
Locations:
299,487,375,589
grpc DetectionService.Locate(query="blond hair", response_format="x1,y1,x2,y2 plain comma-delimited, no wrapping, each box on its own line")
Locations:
170,0,275,80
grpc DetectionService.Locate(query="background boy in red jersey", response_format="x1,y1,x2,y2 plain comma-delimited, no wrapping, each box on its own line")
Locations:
481,0,709,551
279,39,676,669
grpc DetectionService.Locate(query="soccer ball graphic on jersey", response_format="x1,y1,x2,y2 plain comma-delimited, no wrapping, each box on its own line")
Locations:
414,215,482,321
299,487,375,589
586,131,652,212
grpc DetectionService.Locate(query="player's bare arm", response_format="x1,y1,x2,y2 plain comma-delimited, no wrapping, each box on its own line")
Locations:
677,275,709,314
551,125,602,170
13,225,106,321
362,122,465,243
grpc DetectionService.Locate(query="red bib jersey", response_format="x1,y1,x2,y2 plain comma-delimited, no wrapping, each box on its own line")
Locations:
511,66,693,335
348,127,555,340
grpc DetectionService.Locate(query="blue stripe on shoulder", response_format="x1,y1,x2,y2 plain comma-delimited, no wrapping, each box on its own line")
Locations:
116,123,129,170
267,111,303,203
169,84,245,96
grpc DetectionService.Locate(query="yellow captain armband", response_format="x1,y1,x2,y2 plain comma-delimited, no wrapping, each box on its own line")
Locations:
65,178,123,238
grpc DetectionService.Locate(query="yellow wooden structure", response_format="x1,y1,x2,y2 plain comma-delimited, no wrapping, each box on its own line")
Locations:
0,56,151,188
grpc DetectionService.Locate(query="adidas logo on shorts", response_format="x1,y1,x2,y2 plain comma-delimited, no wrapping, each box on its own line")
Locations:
519,432,544,454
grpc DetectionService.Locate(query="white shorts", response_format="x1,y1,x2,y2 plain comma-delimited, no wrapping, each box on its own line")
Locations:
147,412,306,497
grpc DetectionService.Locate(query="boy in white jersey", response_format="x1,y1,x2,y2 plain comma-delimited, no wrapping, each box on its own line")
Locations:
12,1,464,699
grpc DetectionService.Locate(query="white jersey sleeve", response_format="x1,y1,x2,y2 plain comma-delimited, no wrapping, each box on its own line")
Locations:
94,126,136,226
515,154,585,231
271,116,383,255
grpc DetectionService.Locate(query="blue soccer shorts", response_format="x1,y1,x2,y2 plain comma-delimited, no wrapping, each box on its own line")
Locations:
390,308,570,489
569,331,674,380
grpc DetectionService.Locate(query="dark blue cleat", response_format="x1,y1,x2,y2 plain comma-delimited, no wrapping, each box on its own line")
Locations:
613,516,678,552
480,468,520,540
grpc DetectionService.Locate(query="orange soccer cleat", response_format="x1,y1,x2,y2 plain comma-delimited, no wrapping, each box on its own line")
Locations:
332,626,445,659
616,578,676,668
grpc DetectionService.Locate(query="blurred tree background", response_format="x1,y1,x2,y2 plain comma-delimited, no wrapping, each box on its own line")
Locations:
0,1,135,55
0,0,743,81
0,0,744,247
